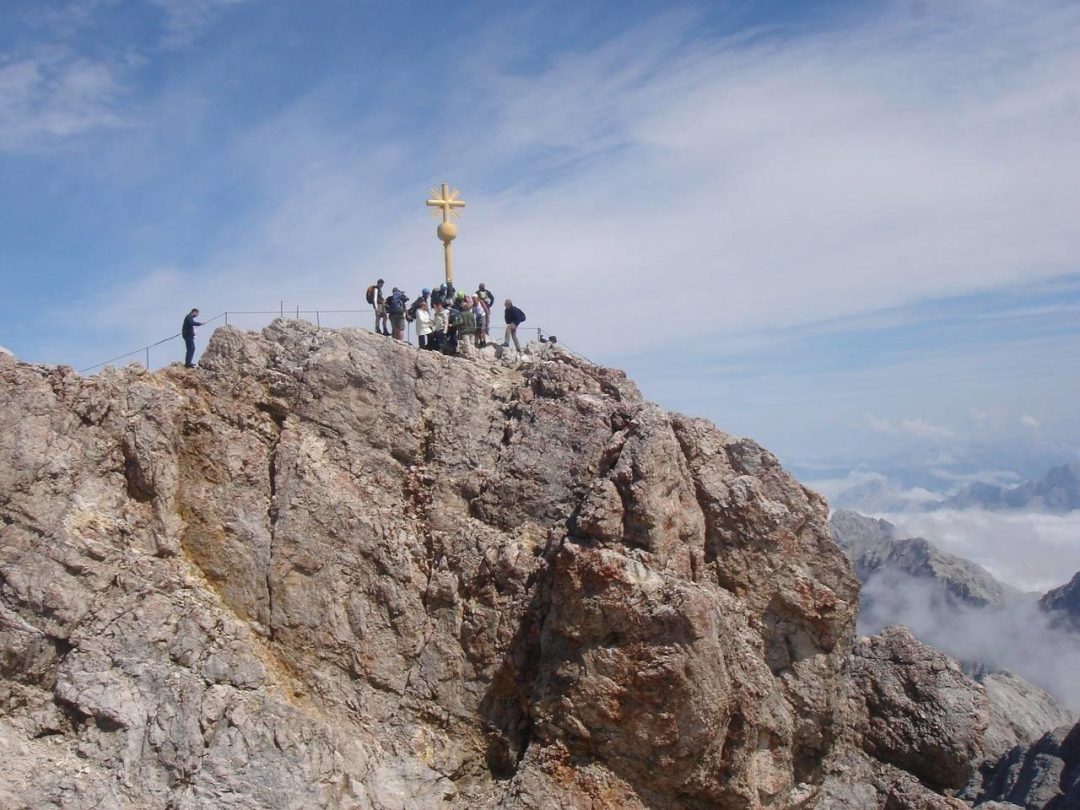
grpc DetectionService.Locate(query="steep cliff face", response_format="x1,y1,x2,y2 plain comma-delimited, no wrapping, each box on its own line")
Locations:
0,321,973,808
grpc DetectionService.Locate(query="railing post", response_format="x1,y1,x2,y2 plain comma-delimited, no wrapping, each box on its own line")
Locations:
146,347,150,369
316,311,321,327
225,311,229,325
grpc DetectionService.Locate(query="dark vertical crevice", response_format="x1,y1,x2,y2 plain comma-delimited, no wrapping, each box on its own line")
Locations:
259,405,286,642
479,530,564,779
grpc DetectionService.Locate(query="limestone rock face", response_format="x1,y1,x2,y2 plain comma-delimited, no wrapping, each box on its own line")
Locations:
1041,572,1080,629
971,721,1080,808
850,626,988,791
977,672,1077,763
0,321,975,808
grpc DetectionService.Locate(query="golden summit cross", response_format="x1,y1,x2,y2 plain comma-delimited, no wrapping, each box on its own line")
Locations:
426,182,466,284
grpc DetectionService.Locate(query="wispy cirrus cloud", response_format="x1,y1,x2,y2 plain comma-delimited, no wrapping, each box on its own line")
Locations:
147,0,258,48
0,52,125,151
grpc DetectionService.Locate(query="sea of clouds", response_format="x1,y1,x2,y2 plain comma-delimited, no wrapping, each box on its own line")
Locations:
881,508,1080,593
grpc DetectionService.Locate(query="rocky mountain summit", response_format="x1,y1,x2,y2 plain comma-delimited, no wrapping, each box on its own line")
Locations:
0,320,1071,809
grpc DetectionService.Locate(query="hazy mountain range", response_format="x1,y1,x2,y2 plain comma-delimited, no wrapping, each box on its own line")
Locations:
822,462,1080,514
947,463,1080,512
830,509,1080,706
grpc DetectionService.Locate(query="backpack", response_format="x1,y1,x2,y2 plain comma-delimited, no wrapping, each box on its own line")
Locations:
517,308,526,323
366,285,376,305
387,293,406,315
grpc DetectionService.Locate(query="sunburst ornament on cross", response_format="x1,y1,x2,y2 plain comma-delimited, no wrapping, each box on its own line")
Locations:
426,182,466,284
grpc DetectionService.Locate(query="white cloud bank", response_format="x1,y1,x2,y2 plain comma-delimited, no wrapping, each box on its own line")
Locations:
859,572,1080,708
0,52,124,151
881,508,1080,592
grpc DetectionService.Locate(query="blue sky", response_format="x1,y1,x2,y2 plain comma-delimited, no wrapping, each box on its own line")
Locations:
2,0,1078,472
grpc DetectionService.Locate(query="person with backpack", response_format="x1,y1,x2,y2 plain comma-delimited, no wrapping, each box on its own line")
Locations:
477,282,495,309
385,287,410,340
473,293,489,348
457,295,477,351
503,299,526,352
444,294,463,355
366,279,388,335
431,284,446,308
430,301,448,352
406,288,430,325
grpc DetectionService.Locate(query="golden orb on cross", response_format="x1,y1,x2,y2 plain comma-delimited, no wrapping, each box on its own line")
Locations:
437,220,458,243
426,182,466,284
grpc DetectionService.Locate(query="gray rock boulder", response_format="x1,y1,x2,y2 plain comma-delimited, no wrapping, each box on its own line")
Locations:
970,721,1080,808
849,626,988,791
978,671,1077,762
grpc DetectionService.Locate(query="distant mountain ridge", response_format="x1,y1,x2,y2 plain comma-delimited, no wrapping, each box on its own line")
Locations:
829,509,1019,609
819,461,1080,515
829,509,1080,713
947,462,1080,512
1042,572,1080,630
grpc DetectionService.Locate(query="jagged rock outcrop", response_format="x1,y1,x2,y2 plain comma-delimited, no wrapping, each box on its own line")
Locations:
967,721,1080,808
850,626,988,791
830,510,1018,609
1040,572,1080,630
0,320,989,808
976,672,1078,763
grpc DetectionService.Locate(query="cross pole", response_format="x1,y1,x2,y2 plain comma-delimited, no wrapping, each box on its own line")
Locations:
426,183,466,284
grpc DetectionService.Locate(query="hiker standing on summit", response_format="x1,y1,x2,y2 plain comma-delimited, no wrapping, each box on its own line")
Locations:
367,279,388,336
503,299,526,352
181,308,203,368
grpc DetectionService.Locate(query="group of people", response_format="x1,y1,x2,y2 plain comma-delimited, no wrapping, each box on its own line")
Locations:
365,279,527,355
179,282,530,367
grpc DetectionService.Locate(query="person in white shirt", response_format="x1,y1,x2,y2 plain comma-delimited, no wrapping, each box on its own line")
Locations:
414,301,433,350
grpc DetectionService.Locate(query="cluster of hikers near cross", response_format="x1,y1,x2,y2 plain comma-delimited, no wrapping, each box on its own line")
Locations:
179,280,529,367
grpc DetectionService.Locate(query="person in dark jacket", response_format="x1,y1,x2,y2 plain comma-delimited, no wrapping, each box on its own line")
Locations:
182,308,203,368
503,299,525,351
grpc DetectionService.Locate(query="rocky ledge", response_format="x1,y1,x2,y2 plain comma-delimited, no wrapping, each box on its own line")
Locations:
0,321,1062,808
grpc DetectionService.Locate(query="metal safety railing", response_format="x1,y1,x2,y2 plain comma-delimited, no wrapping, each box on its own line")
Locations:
77,306,584,374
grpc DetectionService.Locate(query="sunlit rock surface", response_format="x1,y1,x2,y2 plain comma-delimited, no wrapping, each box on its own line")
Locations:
0,320,1012,808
